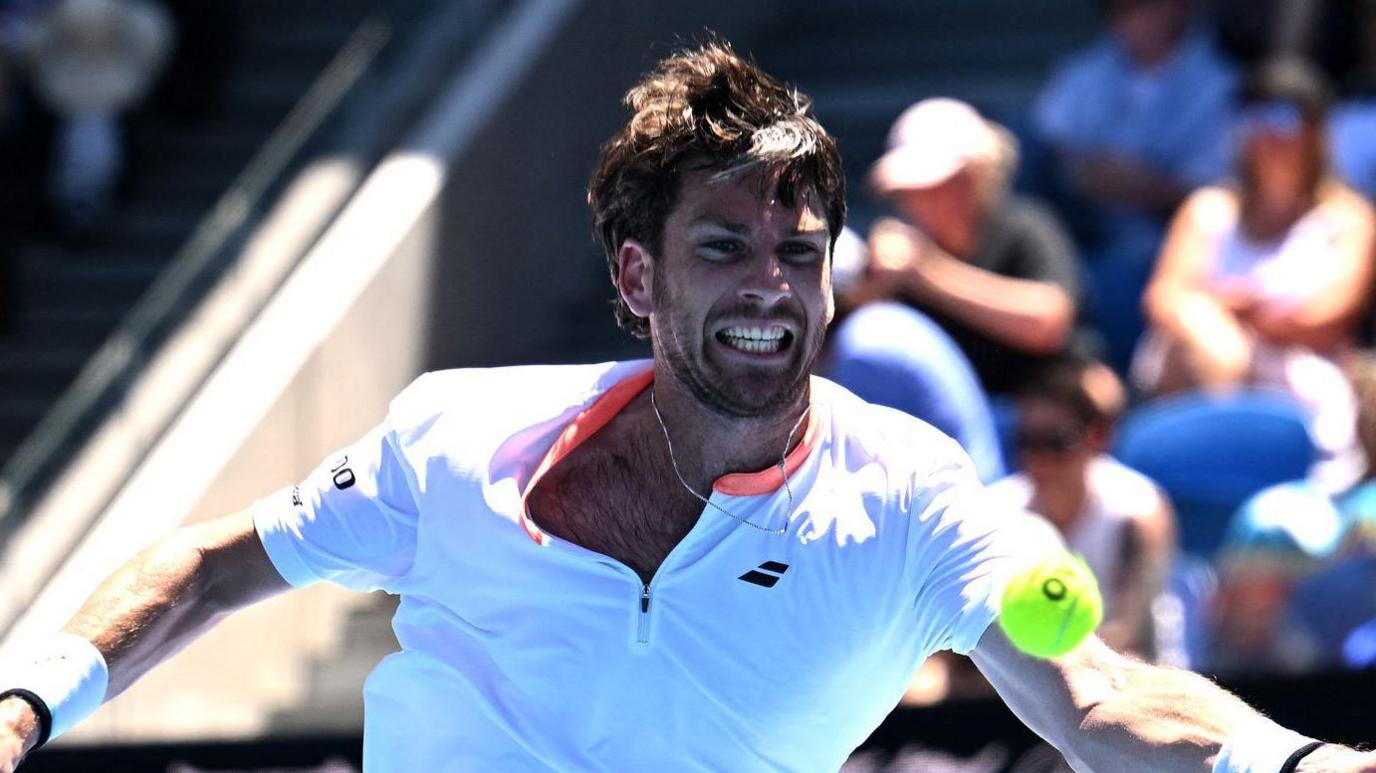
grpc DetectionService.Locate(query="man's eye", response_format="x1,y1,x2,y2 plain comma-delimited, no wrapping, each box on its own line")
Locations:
701,240,742,257
780,242,822,263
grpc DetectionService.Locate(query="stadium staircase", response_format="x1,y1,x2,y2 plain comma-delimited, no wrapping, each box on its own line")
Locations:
0,0,379,469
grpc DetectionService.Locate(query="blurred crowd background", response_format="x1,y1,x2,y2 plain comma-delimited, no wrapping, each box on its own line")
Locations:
1,0,1375,760
825,0,1376,696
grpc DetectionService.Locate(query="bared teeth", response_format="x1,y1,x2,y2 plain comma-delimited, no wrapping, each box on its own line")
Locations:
715,323,791,354
721,333,785,353
720,325,786,341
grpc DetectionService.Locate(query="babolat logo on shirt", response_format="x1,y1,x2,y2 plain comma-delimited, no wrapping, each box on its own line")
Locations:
738,561,790,588
330,456,356,491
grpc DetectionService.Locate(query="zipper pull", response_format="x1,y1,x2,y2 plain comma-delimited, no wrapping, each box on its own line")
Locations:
637,585,652,644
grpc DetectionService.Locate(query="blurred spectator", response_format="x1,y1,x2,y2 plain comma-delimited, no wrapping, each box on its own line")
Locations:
1279,354,1376,670
1331,355,1376,537
988,355,1176,660
1134,58,1375,491
863,97,1090,397
825,227,1005,483
1209,480,1346,674
1033,0,1237,369
1330,0,1376,202
17,0,171,239
1034,0,1236,263
1283,540,1376,670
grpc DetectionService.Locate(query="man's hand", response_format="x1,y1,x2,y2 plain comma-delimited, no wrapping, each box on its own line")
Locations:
1295,745,1376,773
0,696,40,773
1067,153,1188,213
866,218,935,298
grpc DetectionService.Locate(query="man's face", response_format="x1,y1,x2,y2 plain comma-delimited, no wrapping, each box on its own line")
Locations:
626,168,833,417
893,168,982,257
1108,0,1193,66
1016,399,1098,484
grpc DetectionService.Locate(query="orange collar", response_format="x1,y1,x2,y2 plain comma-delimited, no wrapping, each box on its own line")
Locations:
519,365,821,544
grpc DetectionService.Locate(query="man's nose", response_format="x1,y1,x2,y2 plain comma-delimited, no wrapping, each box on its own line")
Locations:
738,254,792,306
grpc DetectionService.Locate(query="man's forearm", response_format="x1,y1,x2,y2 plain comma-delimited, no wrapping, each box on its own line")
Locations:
1069,656,1364,773
0,512,288,763
906,254,1074,354
62,533,224,701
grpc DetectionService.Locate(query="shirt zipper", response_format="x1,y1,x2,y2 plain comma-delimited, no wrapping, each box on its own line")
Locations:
637,584,651,643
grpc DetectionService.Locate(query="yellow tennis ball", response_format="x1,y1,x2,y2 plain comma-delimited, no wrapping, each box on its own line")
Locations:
998,552,1103,659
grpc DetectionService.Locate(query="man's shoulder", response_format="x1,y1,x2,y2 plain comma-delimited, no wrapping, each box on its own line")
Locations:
1041,37,1122,93
387,360,649,435
1089,456,1168,517
814,376,974,478
989,197,1073,247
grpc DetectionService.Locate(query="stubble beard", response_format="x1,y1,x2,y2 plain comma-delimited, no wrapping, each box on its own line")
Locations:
652,281,823,420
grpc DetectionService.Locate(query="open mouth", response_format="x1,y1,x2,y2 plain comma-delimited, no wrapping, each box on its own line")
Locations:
715,324,794,355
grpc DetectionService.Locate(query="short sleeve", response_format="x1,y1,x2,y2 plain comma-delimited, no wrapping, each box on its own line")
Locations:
907,455,1063,655
1006,202,1082,301
253,421,419,593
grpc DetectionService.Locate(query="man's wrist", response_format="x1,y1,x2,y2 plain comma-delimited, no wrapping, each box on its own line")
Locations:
1212,714,1318,773
1292,744,1376,773
0,633,107,745
0,695,42,755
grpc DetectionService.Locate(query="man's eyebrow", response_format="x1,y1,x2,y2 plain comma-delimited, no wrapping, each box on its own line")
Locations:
687,216,829,238
687,216,749,233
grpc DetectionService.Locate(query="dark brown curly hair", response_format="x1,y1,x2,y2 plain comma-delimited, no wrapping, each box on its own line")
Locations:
588,38,846,338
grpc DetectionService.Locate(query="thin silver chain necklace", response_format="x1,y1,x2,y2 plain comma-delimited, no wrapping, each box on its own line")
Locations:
649,388,809,535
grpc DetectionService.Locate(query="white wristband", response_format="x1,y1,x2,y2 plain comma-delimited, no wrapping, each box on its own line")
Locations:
0,633,109,746
1213,714,1319,773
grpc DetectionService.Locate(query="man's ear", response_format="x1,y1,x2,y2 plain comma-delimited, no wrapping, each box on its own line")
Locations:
1088,421,1113,455
617,238,654,320
823,247,836,325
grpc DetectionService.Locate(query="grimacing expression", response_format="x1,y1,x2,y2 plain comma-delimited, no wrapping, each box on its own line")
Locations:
623,168,834,417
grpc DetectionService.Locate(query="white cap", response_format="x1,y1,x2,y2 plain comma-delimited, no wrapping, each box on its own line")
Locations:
868,98,1001,193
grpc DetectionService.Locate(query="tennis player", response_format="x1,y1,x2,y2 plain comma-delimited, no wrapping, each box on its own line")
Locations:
1,39,1372,773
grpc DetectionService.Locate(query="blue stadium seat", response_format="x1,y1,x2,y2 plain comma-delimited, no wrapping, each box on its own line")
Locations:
1113,389,1317,557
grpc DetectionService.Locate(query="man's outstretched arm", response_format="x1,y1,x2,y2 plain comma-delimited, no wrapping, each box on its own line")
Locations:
0,510,291,768
970,624,1376,773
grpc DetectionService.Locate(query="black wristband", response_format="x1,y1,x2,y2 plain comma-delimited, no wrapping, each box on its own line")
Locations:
1278,741,1326,773
0,688,53,751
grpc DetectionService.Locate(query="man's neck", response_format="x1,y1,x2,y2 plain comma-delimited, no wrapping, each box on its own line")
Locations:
1031,471,1090,534
642,367,811,492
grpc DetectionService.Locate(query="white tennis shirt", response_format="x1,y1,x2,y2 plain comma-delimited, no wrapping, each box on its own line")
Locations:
253,360,1054,772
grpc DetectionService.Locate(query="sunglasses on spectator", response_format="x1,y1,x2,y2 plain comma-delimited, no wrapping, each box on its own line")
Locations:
1238,102,1305,138
1014,427,1086,454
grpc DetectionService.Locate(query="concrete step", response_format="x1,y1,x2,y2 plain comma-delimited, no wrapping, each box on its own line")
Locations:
240,22,369,53
19,252,168,312
0,345,95,392
105,208,199,255
16,303,129,344
0,395,59,437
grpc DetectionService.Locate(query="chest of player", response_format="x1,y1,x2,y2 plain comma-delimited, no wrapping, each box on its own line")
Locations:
394,459,926,739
